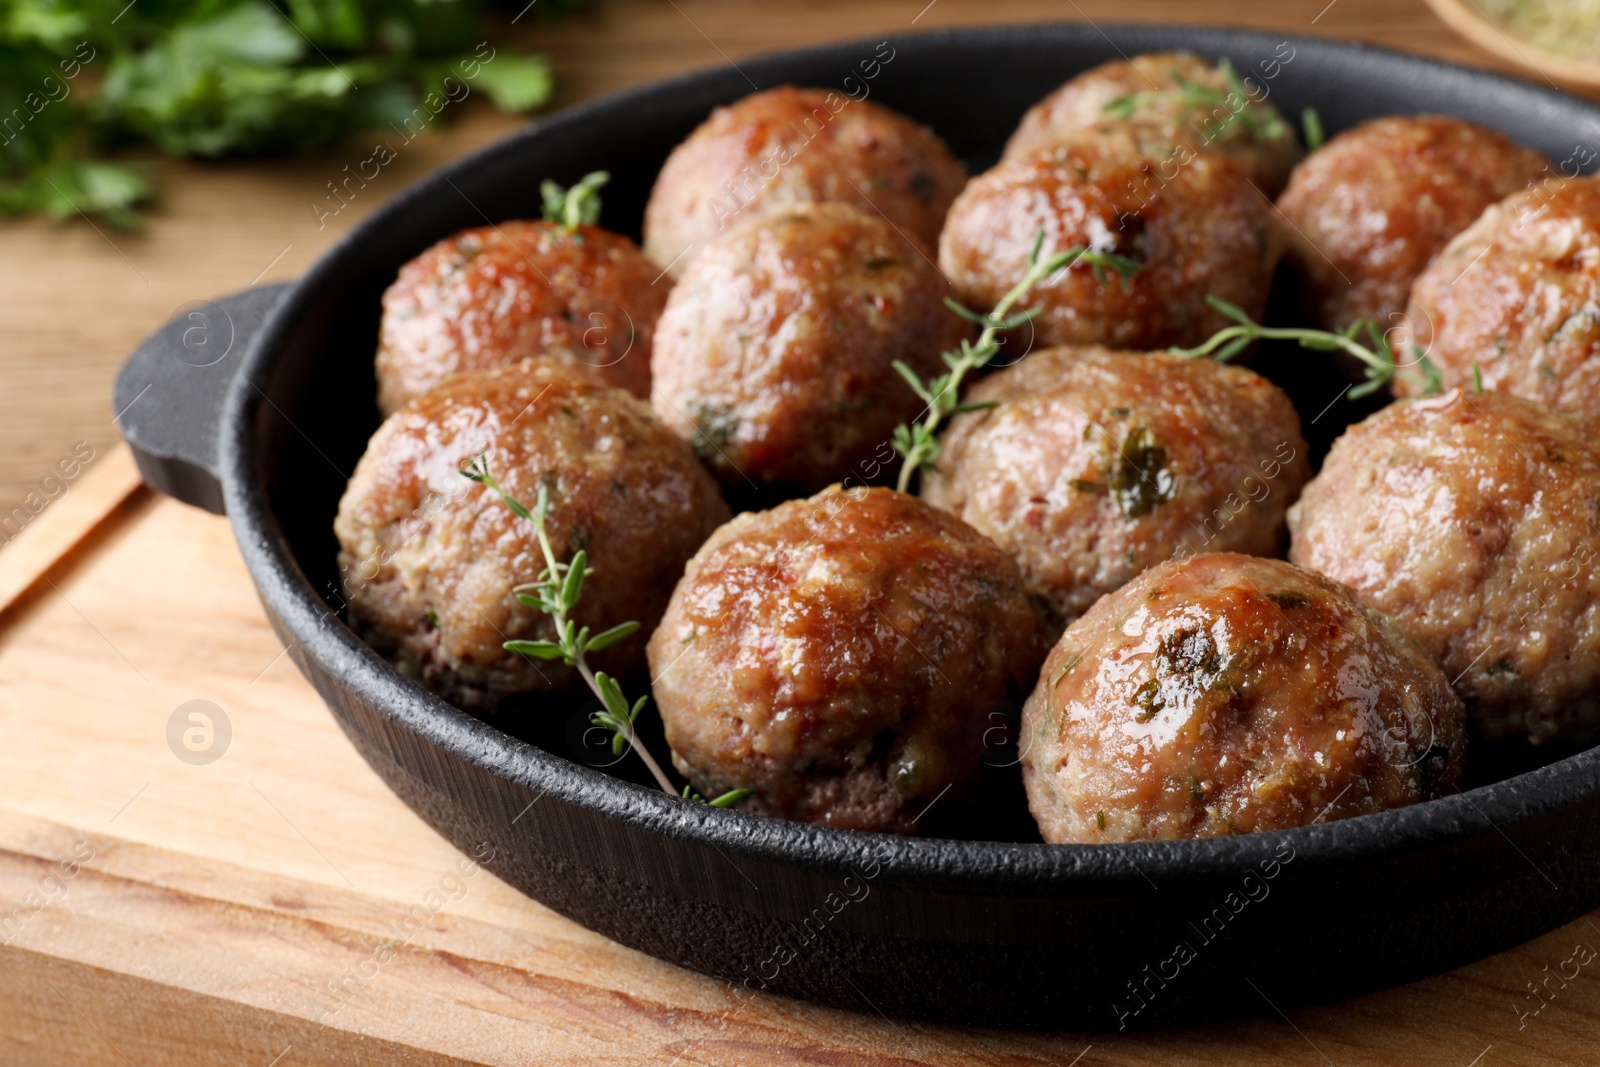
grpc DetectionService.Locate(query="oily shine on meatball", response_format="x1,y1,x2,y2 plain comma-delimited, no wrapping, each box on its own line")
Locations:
939,123,1281,351
335,361,729,710
375,220,665,415
920,347,1310,629
1399,173,1600,412
651,201,971,494
1289,390,1600,746
647,486,1045,834
1022,554,1465,843
1277,115,1547,331
1004,51,1303,197
642,85,966,280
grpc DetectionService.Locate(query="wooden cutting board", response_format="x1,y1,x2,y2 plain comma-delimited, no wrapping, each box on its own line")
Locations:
2,447,1598,1066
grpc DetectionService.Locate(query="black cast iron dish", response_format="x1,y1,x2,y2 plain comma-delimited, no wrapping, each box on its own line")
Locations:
115,23,1600,1029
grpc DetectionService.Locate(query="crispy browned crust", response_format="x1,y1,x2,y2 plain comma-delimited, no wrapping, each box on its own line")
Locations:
1399,173,1600,414
939,123,1282,352
650,202,971,493
922,346,1310,629
1290,390,1600,745
1278,114,1548,330
1022,553,1465,843
1005,51,1303,196
648,486,1046,834
377,221,664,414
336,360,729,709
643,85,966,280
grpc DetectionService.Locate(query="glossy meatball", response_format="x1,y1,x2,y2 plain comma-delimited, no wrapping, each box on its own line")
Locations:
1277,116,1547,331
643,85,966,280
648,486,1045,834
335,361,730,709
1022,553,1465,843
1005,51,1302,196
1289,390,1600,745
939,124,1281,351
921,347,1310,629
651,202,970,493
1398,174,1600,412
376,221,665,414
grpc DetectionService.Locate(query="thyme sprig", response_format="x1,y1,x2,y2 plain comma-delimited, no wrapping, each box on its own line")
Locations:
1104,59,1288,146
892,231,1142,492
1302,107,1326,151
541,170,609,232
460,454,750,808
1172,294,1444,399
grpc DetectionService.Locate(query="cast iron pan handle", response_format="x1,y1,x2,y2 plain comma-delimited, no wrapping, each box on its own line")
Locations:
112,284,290,515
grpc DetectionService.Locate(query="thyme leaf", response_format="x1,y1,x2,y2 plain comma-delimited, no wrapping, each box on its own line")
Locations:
682,785,757,808
1302,106,1325,151
541,170,608,232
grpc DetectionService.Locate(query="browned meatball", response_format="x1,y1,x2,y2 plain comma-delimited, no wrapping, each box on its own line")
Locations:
921,347,1310,629
643,86,966,280
375,221,665,414
1277,116,1547,331
1289,390,1600,745
939,124,1281,351
1398,174,1600,413
335,361,729,709
1005,51,1302,196
648,486,1045,834
1022,553,1465,843
650,202,970,493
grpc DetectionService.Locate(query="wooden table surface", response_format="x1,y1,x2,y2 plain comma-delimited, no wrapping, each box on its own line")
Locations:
0,0,1589,526
5,1,1600,1063
3,447,1599,1067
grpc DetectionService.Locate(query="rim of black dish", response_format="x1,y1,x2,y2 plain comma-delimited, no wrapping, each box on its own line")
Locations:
222,21,1600,888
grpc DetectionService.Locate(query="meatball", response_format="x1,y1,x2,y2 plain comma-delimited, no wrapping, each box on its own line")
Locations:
1004,51,1302,196
335,361,729,709
921,347,1310,629
1398,174,1600,413
939,124,1281,351
648,486,1045,834
650,202,970,494
1288,390,1600,746
643,85,966,280
1022,553,1465,843
375,221,665,414
1277,116,1547,331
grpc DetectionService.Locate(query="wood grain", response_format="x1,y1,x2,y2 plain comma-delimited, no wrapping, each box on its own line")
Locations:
7,2,1600,1061
0,0,1592,528
1,457,1599,1063
0,445,143,617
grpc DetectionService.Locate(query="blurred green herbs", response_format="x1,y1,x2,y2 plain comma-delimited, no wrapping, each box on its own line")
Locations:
0,0,584,227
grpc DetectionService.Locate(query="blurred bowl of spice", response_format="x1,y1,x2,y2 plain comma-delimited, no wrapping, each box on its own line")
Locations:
1426,0,1600,86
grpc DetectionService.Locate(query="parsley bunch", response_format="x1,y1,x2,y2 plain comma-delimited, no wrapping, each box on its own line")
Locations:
0,0,583,226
